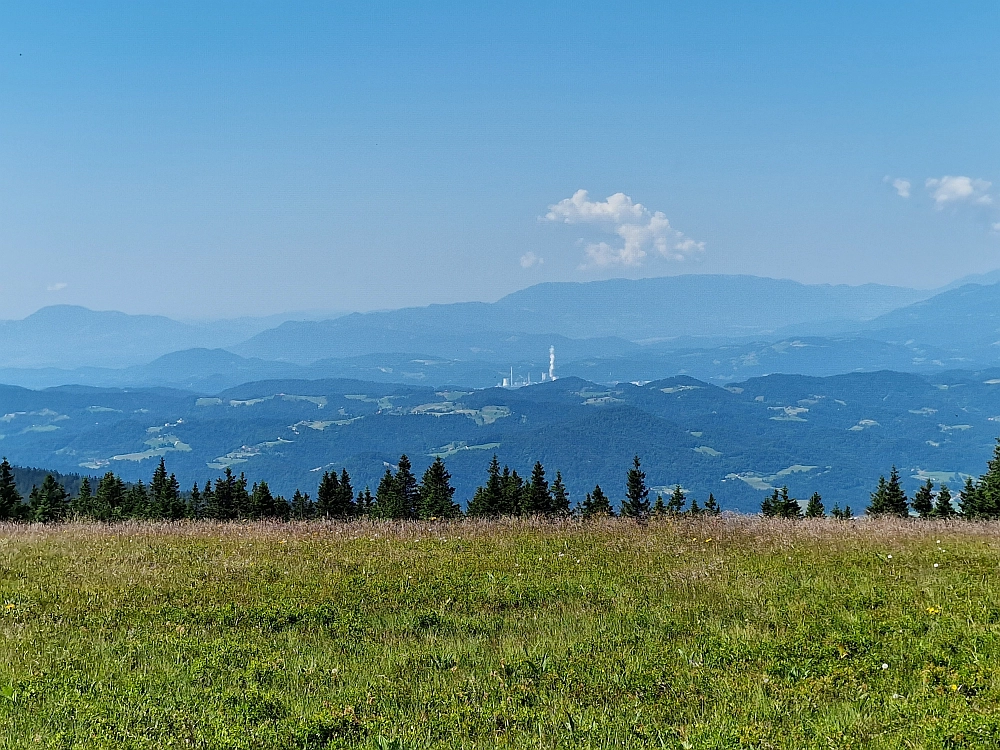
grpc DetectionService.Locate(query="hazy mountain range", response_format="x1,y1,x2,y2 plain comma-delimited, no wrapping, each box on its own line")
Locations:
0,273,998,391
4,272,1000,511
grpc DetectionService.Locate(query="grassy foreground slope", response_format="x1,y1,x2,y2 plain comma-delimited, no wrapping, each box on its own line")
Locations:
1,519,999,749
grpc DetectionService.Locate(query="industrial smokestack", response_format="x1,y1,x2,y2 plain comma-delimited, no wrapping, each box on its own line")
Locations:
549,346,556,381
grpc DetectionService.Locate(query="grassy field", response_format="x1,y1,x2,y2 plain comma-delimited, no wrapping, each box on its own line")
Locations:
2,518,1000,749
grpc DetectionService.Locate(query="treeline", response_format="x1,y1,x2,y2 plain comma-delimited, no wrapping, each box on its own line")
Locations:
13,441,1000,524
758,440,1000,520
0,453,723,523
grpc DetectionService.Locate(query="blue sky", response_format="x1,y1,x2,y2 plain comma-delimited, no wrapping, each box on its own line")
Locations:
1,1,998,318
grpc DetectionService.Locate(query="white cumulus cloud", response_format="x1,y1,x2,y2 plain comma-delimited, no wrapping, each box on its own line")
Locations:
544,190,704,268
519,251,543,268
47,282,68,292
884,177,911,198
925,176,993,207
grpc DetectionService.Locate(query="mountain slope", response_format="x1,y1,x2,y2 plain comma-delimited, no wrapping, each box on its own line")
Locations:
234,275,930,363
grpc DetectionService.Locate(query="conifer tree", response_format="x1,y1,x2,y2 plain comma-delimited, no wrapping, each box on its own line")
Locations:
316,470,340,518
665,485,686,516
688,497,701,515
975,438,1000,518
703,493,721,516
652,494,666,516
467,455,503,517
911,479,934,519
761,490,777,517
208,469,241,520
804,492,825,518
290,489,313,520
830,503,843,519
523,461,551,515
884,466,909,517
72,476,93,518
29,475,68,522
395,455,419,519
933,483,955,518
0,458,22,521
621,456,650,518
356,487,374,516
500,467,523,516
867,475,892,516
550,471,570,516
186,482,205,519
125,480,149,519
580,484,613,518
418,457,460,519
843,505,853,519
250,481,276,519
150,458,183,520
94,471,126,521
959,476,981,518
774,486,801,518
373,467,400,519
317,469,356,518
338,469,355,516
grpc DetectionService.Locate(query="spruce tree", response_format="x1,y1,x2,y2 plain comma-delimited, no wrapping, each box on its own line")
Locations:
911,479,934,519
467,455,503,517
652,494,666,516
250,481,276,519
29,475,68,523
884,466,909,517
373,467,400,519
395,455,419,519
688,497,702,515
775,487,801,518
186,483,204,519
843,505,853,519
580,484,613,518
621,456,650,518
804,492,825,518
830,503,843,519
290,489,313,520
338,469,355,517
959,477,981,518
356,487,374,516
665,485,686,515
703,493,721,516
0,458,22,521
125,480,149,519
500,467,524,516
523,461,551,515
150,458,183,520
418,457,460,519
94,472,125,521
761,490,777,517
72,476,93,518
316,470,340,518
976,438,1000,518
867,475,890,516
550,471,570,516
933,483,955,518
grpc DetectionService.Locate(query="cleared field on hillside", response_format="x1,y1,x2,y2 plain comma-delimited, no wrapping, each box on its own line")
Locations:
1,518,999,749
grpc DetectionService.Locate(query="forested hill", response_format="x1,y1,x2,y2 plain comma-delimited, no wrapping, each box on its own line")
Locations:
0,370,998,512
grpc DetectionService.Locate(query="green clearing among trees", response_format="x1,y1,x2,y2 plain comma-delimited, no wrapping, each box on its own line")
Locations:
2,518,1000,748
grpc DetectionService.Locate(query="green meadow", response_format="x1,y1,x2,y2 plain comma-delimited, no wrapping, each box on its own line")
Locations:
2,518,1000,749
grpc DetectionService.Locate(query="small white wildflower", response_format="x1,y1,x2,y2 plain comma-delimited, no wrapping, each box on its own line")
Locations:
934,563,939,568
887,554,893,560
881,663,889,670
